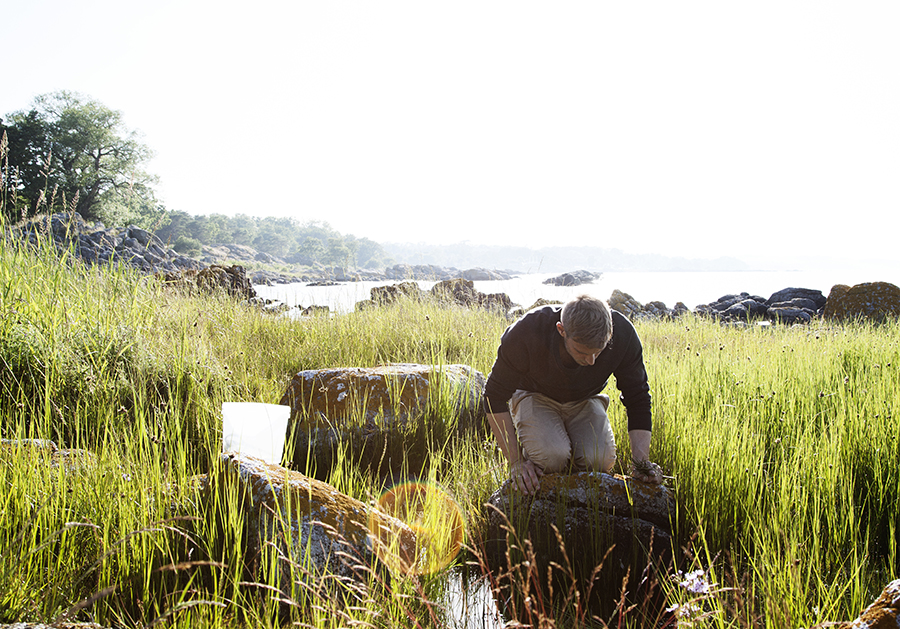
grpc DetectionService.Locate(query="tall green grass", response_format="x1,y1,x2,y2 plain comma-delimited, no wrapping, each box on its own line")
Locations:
635,317,899,627
0,217,509,626
0,206,897,626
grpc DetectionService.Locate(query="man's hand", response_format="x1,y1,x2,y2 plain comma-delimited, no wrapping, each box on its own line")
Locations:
631,458,664,484
510,459,543,495
628,429,664,484
488,411,544,494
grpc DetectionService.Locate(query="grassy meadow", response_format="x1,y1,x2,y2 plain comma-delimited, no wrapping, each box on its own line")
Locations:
0,221,898,628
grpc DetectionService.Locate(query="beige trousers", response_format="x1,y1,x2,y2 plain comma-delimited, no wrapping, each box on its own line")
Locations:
509,390,617,473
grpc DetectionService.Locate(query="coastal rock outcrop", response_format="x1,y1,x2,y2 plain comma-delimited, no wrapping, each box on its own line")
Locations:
9,212,263,300
824,282,900,323
461,267,512,281
12,212,203,275
768,287,828,310
356,278,515,313
279,363,487,478
809,579,900,629
542,270,601,287
207,452,418,598
608,289,689,320
280,363,485,425
161,264,256,300
695,287,827,324
384,264,454,281
202,243,268,265
2,438,430,609
694,293,770,321
384,264,517,281
248,268,306,285
481,472,673,615
430,278,515,312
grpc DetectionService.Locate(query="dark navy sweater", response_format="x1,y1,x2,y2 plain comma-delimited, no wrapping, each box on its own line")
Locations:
482,305,652,432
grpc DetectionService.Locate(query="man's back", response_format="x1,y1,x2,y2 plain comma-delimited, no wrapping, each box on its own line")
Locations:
483,305,652,432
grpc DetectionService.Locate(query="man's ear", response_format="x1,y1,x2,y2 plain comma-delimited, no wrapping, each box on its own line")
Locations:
556,322,566,337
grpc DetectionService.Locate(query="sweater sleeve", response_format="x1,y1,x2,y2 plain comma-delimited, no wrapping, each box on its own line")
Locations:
482,320,532,414
612,317,653,432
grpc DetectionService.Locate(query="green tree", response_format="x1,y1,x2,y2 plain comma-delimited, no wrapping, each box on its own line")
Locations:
204,213,230,244
352,236,392,269
324,237,351,266
300,220,340,243
1,91,157,223
293,236,326,264
173,235,202,256
253,217,297,258
154,210,194,248
186,215,217,244
0,110,53,221
229,214,258,244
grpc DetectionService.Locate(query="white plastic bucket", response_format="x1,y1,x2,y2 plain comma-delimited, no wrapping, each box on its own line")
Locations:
221,402,290,464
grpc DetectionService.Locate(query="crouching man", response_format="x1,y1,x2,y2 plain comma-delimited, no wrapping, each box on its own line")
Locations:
483,295,663,494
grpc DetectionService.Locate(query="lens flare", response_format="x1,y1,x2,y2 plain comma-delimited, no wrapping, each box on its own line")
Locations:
369,481,465,575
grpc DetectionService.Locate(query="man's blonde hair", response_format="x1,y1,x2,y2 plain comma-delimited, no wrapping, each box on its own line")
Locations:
560,295,612,349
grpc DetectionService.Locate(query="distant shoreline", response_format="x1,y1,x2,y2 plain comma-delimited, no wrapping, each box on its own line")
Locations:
254,269,899,315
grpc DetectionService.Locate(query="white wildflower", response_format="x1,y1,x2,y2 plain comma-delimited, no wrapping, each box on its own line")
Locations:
678,568,714,594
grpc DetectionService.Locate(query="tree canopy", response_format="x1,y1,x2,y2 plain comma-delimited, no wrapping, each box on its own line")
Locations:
1,91,393,270
1,90,157,224
152,213,393,269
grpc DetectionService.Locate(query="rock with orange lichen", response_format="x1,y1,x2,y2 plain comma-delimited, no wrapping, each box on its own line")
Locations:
209,452,418,599
160,264,256,300
809,579,900,629
824,282,900,323
429,278,514,312
279,363,487,478
481,471,674,614
280,363,485,425
354,277,516,312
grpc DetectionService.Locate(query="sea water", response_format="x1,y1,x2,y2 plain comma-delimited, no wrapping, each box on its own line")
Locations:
254,268,899,314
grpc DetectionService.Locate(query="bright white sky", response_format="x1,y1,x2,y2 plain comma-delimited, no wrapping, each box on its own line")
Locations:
4,1,899,266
